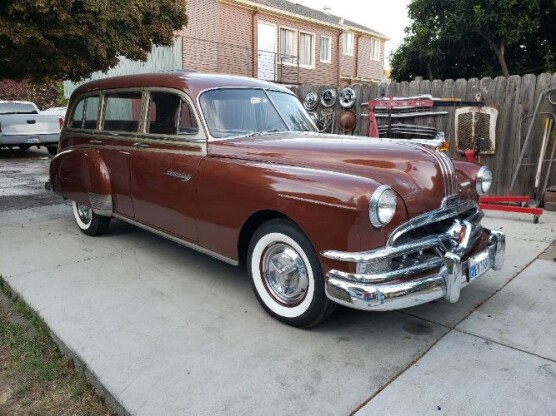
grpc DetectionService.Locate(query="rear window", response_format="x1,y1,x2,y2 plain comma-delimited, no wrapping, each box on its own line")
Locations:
70,96,100,129
103,92,142,132
0,102,38,114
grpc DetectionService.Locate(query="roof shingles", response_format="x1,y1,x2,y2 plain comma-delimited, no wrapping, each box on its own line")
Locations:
246,0,386,38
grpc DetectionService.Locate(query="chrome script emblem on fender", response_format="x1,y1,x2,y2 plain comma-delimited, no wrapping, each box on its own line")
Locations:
164,169,192,182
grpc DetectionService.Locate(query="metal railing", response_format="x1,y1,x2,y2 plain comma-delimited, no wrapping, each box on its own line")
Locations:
181,37,300,84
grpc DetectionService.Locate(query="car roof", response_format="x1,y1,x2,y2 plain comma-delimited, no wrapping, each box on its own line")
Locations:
72,72,293,99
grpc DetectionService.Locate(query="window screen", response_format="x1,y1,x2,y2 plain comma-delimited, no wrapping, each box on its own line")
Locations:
299,33,314,66
321,36,331,62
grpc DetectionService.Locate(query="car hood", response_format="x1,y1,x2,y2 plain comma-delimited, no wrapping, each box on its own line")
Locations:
208,132,456,215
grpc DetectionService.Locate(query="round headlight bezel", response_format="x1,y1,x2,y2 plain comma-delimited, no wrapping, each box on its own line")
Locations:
476,165,493,195
369,185,397,228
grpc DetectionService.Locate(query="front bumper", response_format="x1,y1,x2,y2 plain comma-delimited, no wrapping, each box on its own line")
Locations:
0,133,59,146
322,229,505,311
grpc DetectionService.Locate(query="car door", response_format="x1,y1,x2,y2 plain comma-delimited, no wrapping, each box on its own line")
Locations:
96,89,144,218
129,89,205,242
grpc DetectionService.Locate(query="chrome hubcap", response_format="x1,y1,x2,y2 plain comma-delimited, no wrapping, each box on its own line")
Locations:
261,243,308,305
76,203,92,225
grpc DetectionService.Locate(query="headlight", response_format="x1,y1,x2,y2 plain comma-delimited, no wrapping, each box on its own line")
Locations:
369,185,397,228
476,166,492,195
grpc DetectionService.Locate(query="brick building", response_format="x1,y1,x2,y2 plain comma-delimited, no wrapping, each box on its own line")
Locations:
180,0,388,84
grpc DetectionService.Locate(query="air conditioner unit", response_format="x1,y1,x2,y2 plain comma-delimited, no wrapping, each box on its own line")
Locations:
455,107,498,154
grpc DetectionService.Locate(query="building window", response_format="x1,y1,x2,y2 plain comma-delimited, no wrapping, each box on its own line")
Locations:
280,27,297,64
371,38,381,60
320,36,331,63
342,32,353,55
299,32,315,67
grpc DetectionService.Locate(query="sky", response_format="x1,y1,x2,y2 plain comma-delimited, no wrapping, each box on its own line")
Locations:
292,0,412,68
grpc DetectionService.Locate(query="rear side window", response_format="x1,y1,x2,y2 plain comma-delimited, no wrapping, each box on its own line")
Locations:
146,91,199,136
104,92,142,132
70,96,100,129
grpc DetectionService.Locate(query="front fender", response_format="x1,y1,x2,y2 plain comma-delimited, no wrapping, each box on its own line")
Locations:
49,148,112,214
195,158,409,267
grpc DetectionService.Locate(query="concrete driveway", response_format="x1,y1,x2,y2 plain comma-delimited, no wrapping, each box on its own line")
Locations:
1,149,555,415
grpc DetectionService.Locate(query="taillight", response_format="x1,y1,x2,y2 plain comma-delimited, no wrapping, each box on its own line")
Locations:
59,116,64,130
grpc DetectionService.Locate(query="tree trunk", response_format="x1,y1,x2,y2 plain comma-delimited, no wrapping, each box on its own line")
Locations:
427,62,434,81
493,43,510,78
475,29,510,78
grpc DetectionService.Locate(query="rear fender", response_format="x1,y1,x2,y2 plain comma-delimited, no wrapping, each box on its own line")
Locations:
50,148,112,215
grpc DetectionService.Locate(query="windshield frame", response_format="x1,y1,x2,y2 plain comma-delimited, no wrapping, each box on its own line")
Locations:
197,86,317,141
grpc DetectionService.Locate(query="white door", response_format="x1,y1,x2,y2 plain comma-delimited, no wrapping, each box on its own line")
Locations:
257,22,277,81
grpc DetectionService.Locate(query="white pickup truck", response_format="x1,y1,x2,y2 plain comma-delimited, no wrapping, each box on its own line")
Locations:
0,101,63,155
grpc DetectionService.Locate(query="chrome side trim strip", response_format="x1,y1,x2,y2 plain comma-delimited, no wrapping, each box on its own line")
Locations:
112,214,239,266
279,194,359,211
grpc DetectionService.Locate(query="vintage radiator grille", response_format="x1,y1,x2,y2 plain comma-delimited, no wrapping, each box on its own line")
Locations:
455,107,498,154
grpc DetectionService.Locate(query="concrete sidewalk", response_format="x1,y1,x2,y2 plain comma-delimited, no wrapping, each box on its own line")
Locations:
1,204,555,415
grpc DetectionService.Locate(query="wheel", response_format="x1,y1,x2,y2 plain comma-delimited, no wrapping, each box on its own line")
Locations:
247,219,336,327
72,201,111,236
533,215,539,224
47,146,58,155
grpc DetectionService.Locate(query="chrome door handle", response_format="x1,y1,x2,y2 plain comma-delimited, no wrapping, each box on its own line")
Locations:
133,142,149,149
90,139,102,144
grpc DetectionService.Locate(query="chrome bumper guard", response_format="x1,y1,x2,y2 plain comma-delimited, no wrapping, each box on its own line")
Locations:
322,229,505,311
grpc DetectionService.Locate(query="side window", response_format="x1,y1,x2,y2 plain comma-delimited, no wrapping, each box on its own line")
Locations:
177,100,199,135
104,92,142,132
84,96,99,129
71,99,85,129
147,91,199,136
70,96,100,129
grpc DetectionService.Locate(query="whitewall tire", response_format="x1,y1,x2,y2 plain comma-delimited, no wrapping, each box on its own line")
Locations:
72,201,111,236
248,219,335,327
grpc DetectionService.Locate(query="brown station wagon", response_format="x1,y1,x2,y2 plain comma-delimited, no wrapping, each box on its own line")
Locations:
47,72,505,327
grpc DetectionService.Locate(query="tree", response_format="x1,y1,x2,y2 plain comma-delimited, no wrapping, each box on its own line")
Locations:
0,0,187,82
391,0,556,81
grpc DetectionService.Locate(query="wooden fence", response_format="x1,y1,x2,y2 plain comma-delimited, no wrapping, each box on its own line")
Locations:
289,73,556,197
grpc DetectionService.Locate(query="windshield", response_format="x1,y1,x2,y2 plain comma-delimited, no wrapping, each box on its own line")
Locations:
199,88,317,138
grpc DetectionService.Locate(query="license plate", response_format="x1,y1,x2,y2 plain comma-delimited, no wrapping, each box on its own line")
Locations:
468,251,490,281
27,136,39,143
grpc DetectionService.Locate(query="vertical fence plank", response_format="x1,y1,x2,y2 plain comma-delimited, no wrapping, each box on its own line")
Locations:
444,78,467,157
488,76,508,195
408,80,420,96
495,75,522,194
512,74,537,195
465,78,481,101
430,80,444,133
358,83,371,136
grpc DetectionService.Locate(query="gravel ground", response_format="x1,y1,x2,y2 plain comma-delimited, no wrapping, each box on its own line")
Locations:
0,148,63,211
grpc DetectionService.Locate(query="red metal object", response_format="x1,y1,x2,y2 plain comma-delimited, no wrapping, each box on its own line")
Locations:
480,196,530,203
464,149,475,162
479,196,543,223
370,98,434,110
